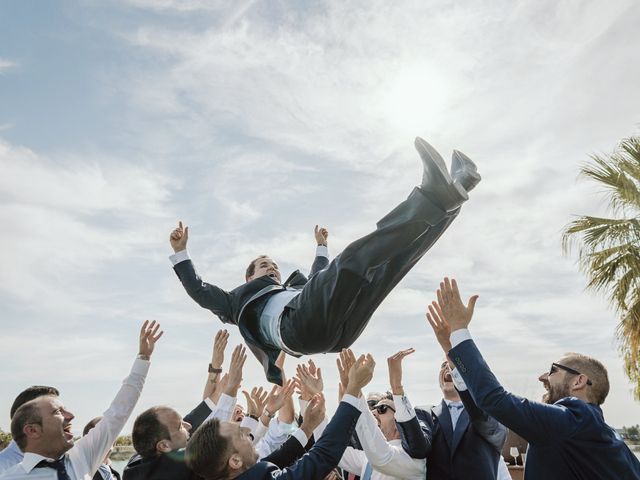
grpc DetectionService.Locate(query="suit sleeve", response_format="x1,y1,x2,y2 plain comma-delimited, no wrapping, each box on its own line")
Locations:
183,400,212,433
449,339,582,445
173,259,234,322
458,389,507,452
271,402,361,480
309,245,330,278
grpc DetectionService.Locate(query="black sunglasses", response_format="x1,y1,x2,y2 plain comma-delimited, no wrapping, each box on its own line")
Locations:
366,399,378,409
373,404,396,415
549,362,593,386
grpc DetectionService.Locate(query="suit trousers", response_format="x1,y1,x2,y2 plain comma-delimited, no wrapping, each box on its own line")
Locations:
280,186,460,354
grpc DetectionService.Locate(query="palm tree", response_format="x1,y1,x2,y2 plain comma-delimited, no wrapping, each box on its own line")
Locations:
562,136,640,398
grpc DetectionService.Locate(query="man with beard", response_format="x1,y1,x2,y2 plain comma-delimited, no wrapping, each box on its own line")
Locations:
427,277,640,480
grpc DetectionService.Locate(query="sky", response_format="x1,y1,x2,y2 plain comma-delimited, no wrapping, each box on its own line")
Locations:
1,0,640,436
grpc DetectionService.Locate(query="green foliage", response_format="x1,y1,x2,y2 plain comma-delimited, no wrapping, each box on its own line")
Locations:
563,136,640,398
0,429,12,449
114,435,132,446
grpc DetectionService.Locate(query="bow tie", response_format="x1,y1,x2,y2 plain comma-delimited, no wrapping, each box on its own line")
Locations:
35,457,71,480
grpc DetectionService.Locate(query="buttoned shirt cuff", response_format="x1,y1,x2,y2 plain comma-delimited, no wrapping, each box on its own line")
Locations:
450,328,472,348
315,245,328,258
131,357,151,376
392,394,415,422
204,398,216,410
169,249,190,266
292,428,309,447
450,367,468,391
341,394,361,411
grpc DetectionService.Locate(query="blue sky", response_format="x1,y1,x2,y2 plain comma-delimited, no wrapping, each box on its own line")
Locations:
1,0,640,435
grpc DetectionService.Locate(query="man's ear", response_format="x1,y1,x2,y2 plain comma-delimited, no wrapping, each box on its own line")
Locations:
24,424,42,440
571,375,590,392
156,439,173,454
228,453,243,471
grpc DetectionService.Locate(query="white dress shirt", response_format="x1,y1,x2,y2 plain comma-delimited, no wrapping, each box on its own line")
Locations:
0,357,149,480
338,394,426,480
0,442,23,475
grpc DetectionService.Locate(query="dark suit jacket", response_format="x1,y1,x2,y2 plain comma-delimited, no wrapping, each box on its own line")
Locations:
237,401,361,480
450,339,640,480
408,387,506,480
123,400,213,480
174,255,329,385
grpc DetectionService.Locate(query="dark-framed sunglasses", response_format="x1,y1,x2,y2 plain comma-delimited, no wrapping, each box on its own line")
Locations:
366,399,378,409
549,362,593,386
373,404,396,415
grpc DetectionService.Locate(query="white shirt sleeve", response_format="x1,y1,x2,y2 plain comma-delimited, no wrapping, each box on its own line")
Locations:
338,446,367,476
255,418,292,458
169,249,190,266
240,416,259,437
69,357,149,477
315,245,329,258
205,393,235,422
450,328,472,348
352,395,426,477
450,367,469,391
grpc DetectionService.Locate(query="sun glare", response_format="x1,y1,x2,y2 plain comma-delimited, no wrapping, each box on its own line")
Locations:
381,64,451,134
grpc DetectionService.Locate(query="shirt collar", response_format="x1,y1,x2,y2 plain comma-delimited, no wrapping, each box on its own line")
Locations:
21,452,63,473
443,399,463,409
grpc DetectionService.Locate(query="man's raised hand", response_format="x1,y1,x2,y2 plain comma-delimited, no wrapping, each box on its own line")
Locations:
314,225,329,246
301,393,326,436
435,277,478,332
344,352,375,397
242,386,269,418
170,221,189,253
224,345,247,397
138,320,164,359
387,348,415,396
296,360,324,400
211,329,229,370
426,300,453,352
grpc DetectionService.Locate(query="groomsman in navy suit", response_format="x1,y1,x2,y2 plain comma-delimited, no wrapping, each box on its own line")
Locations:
427,277,640,480
398,306,507,480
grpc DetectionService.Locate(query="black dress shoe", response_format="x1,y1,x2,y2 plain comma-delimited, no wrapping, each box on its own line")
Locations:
451,149,481,192
414,136,468,212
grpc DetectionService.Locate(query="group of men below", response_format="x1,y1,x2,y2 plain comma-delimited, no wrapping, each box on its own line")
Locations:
0,277,639,480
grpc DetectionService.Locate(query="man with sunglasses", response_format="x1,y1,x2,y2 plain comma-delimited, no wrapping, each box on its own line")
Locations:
428,277,640,480
335,348,428,480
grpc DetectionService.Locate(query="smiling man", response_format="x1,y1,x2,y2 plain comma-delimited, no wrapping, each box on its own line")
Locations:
170,137,481,384
0,321,163,480
428,277,640,480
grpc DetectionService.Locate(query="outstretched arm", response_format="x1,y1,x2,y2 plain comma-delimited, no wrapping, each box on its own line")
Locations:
169,221,234,322
426,301,506,451
310,225,330,277
433,277,581,445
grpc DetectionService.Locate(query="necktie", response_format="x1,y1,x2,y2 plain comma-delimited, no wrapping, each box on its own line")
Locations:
362,461,373,480
448,402,464,429
35,457,72,480
97,464,115,480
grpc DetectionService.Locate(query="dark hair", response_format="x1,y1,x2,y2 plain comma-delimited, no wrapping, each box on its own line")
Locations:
245,255,268,281
132,407,171,459
185,418,231,480
82,416,103,436
11,401,43,450
10,386,59,419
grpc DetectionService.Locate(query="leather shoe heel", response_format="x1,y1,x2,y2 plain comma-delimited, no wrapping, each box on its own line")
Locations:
451,149,481,192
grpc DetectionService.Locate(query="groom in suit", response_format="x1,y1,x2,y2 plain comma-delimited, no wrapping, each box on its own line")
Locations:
429,277,640,480
169,137,481,384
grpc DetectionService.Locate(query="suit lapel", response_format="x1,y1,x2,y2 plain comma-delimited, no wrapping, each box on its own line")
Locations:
434,400,454,450
451,407,470,454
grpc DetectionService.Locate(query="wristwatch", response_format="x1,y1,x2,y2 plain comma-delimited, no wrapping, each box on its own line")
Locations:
208,364,223,374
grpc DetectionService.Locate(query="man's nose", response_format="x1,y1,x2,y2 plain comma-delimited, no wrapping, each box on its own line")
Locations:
538,372,549,382
63,410,75,421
